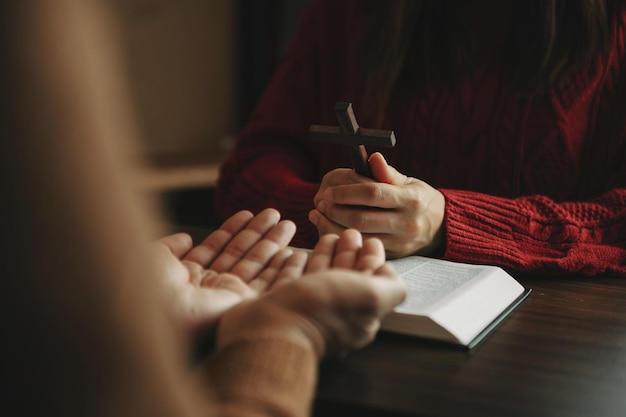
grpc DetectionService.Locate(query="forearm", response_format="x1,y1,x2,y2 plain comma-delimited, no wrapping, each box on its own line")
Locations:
441,188,626,276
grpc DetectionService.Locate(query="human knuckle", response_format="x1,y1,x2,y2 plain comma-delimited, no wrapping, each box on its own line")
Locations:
363,330,377,344
407,198,419,212
321,171,333,183
363,183,382,201
387,240,412,258
360,287,383,310
352,213,369,231
395,214,418,236
407,192,424,210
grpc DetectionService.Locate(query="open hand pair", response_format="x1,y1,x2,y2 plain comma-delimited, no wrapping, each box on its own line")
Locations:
153,208,406,358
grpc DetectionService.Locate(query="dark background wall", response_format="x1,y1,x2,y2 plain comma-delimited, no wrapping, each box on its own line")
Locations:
139,0,309,228
117,0,309,160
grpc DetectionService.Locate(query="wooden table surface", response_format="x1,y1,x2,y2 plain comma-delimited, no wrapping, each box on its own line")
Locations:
313,275,626,417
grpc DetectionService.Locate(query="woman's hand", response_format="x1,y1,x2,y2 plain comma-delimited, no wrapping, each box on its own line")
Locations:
151,208,298,335
309,152,445,258
216,229,407,359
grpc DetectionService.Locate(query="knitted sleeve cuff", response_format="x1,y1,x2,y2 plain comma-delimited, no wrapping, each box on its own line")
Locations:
440,189,527,269
203,338,318,417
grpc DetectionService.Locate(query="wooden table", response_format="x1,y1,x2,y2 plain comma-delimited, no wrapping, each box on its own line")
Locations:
313,275,626,417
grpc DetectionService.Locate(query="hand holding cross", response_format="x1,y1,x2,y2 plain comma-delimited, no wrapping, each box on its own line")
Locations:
309,102,396,177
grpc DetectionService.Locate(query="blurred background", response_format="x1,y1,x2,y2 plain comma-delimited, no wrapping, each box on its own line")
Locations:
115,0,308,228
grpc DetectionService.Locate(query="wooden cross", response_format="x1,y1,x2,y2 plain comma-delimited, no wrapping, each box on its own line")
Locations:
309,102,396,177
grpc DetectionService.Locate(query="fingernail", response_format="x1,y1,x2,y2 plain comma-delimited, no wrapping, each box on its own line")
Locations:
369,152,387,164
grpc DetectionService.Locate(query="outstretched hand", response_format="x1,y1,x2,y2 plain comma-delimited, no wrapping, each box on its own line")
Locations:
152,208,298,335
216,229,407,359
309,152,445,258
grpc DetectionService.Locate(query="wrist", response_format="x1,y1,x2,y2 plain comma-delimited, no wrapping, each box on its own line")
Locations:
215,300,326,360
416,223,446,256
414,189,446,256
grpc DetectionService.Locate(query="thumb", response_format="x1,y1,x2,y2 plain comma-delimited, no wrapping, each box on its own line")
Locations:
369,152,406,185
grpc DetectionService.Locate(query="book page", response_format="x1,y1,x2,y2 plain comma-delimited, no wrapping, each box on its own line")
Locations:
391,257,487,313
385,256,526,345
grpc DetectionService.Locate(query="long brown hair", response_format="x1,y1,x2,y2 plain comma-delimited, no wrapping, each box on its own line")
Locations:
359,0,614,124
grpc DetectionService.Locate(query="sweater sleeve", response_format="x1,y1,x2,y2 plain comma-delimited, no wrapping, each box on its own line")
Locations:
441,11,626,277
441,187,626,276
202,339,318,417
214,1,322,248
215,0,354,248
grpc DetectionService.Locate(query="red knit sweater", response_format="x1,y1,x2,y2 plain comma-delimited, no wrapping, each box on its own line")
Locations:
216,0,626,276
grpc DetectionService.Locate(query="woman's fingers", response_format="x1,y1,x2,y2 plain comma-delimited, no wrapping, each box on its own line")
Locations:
273,250,309,287
206,208,282,273
248,248,294,293
305,233,339,273
228,219,296,281
183,210,255,266
331,229,362,269
355,237,386,273
307,229,384,273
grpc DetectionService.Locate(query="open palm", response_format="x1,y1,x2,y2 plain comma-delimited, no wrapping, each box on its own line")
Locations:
153,209,300,335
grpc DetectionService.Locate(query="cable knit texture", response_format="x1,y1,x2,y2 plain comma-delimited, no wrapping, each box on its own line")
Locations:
216,0,626,276
204,339,317,417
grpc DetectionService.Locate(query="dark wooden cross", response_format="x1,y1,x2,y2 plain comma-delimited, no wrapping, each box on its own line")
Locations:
309,102,396,177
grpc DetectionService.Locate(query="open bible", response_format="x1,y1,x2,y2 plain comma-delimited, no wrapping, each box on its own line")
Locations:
382,256,530,349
